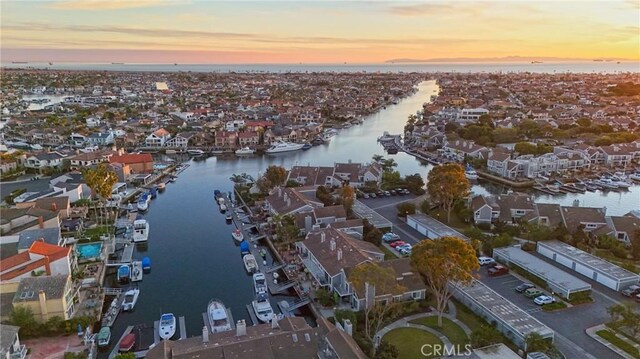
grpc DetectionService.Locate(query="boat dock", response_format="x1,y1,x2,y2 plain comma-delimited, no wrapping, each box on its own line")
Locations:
106,243,135,267
178,316,187,340
152,316,187,343
131,261,143,282
202,308,235,333
246,304,259,325
100,293,124,327
108,325,133,359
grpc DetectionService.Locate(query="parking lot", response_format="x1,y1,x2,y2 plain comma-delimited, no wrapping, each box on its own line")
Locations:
477,267,622,359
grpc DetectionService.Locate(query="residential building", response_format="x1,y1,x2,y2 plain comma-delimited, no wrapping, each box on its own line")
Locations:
1,241,72,283
109,153,154,174
23,152,66,172
12,275,77,321
0,324,27,359
604,216,640,245
0,208,60,236
145,128,171,147
86,132,114,146
264,187,320,216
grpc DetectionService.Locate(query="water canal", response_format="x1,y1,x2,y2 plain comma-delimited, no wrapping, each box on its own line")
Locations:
104,80,639,353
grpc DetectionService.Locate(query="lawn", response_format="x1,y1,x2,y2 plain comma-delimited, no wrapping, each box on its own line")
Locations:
451,299,484,332
379,245,399,260
409,316,469,346
596,329,640,358
383,328,443,359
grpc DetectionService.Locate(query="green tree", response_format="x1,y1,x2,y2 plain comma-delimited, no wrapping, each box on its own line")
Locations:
420,199,431,214
83,163,118,228
363,219,382,246
272,214,299,246
427,163,470,223
576,118,592,127
315,186,334,206
264,165,287,188
404,173,425,194
382,171,402,189
470,325,502,348
114,353,136,359
10,306,39,337
396,202,416,217
340,185,355,217
411,237,479,327
477,114,494,128
374,341,399,359
348,262,406,344
380,158,398,173
525,333,552,353
372,154,384,163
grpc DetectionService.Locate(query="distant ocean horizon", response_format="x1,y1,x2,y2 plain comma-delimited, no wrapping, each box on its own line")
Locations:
2,61,639,73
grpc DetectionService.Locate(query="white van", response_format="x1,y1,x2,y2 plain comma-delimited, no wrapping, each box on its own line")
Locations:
478,257,496,266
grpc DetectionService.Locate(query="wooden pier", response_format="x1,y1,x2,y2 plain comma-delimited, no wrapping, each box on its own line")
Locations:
178,316,187,340
101,293,124,327
108,326,133,359
246,304,259,326
131,261,143,282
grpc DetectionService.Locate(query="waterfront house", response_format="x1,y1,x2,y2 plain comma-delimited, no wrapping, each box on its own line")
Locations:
69,133,87,146
265,187,318,216
11,275,77,321
238,131,260,147
16,196,71,219
525,203,564,228
470,193,535,225
287,166,335,187
164,132,194,148
441,140,487,162
486,149,511,177
604,216,640,245
560,206,607,233
348,258,427,311
0,324,27,359
470,195,500,224
16,228,64,252
599,144,634,167
109,152,154,174
456,108,489,124
296,227,384,301
145,128,171,147
0,241,72,283
214,130,238,149
67,150,113,170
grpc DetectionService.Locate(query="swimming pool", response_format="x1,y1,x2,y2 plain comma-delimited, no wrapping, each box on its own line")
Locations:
76,242,103,260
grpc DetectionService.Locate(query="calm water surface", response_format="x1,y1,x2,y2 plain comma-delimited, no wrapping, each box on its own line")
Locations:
104,80,638,353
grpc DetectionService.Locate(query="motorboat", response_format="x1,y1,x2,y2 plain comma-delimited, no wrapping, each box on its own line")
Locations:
214,189,222,198
136,192,150,211
217,197,225,205
240,241,250,255
465,166,479,180
235,147,255,155
97,327,111,347
220,204,227,212
159,313,176,340
232,229,244,242
142,257,151,272
157,182,166,191
629,172,640,182
118,333,135,352
207,299,232,333
253,272,267,294
187,149,205,156
301,143,312,151
596,178,619,189
546,184,561,193
611,176,631,188
132,219,149,243
131,261,143,282
121,288,140,312
265,141,304,153
117,265,130,283
252,293,274,323
243,254,258,273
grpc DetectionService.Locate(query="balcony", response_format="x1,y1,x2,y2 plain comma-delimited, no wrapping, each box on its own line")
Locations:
299,255,328,286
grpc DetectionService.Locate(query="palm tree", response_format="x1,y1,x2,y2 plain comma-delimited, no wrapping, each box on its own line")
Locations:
372,154,384,163
83,163,118,230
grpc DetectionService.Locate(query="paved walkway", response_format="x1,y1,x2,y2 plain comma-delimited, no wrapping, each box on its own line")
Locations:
375,301,472,347
23,335,86,359
586,324,636,359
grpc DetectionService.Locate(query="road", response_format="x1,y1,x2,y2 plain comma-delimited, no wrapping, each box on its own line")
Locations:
360,195,629,359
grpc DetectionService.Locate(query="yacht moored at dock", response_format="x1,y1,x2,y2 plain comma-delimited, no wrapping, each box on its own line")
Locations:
265,141,304,153
132,219,149,243
235,147,255,155
121,288,140,312
253,272,267,294
131,261,143,281
187,149,205,156
243,254,258,273
159,313,176,340
232,229,244,242
136,192,150,211
118,333,135,352
97,327,111,347
117,265,130,284
251,293,274,323
465,166,479,180
142,257,151,272
207,299,233,333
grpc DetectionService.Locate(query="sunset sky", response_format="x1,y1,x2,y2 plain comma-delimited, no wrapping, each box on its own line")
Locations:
2,0,639,63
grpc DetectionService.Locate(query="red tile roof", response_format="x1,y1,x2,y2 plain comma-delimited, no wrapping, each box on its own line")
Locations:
0,241,70,281
109,153,153,165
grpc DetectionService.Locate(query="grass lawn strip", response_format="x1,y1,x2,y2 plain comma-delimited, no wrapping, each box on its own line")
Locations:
596,329,640,358
383,327,443,359
409,316,469,346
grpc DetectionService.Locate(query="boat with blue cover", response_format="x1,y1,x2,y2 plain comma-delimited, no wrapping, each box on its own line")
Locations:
117,265,130,283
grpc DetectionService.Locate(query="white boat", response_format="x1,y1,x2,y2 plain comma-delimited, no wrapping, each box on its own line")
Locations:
207,299,232,333
157,182,166,190
220,204,227,212
97,327,111,347
159,313,176,340
131,261,143,282
265,141,304,154
596,178,619,189
136,193,150,211
121,288,140,312
217,197,225,205
243,254,257,273
132,219,149,243
253,272,267,294
630,172,640,182
611,176,631,188
465,166,479,180
252,293,274,323
187,149,205,156
235,147,255,155
232,229,244,242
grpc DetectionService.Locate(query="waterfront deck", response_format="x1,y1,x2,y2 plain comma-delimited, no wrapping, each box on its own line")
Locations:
108,325,133,359
101,293,124,327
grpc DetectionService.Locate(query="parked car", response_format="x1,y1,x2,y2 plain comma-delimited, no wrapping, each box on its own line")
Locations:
487,265,509,277
621,285,640,297
363,193,370,199
384,191,391,196
515,283,535,293
369,193,377,198
478,257,496,266
376,191,384,197
524,288,544,298
399,248,412,256
396,244,412,252
389,241,407,248
534,295,556,305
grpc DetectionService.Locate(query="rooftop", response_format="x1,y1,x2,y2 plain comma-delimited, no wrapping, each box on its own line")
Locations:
0,324,20,351
538,240,640,281
493,246,591,292
13,275,69,302
451,279,554,339
407,213,468,239
352,200,392,229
